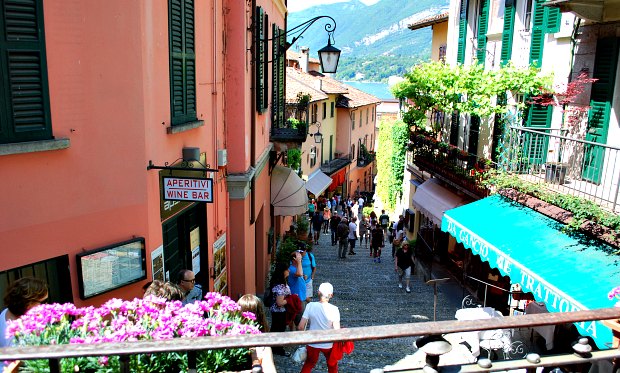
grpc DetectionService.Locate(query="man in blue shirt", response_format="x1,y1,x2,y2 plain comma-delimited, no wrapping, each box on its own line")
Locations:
300,245,317,302
288,250,306,306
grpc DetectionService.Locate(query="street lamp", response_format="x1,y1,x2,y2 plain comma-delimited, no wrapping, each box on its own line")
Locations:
285,16,341,73
309,122,323,144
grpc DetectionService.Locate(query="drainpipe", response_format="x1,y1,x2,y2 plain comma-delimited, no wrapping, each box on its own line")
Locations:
250,0,257,225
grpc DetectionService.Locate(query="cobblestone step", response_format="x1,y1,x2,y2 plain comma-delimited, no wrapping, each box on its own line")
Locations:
271,231,463,373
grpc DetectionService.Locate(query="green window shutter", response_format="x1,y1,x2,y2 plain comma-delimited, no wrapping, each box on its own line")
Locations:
271,25,286,129
523,103,551,166
582,37,619,183
476,0,489,64
0,0,52,144
529,0,545,67
255,7,268,113
500,0,516,66
457,0,469,64
169,0,196,126
544,5,561,33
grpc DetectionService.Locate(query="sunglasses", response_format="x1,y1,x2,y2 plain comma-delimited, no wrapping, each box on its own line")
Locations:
182,279,195,283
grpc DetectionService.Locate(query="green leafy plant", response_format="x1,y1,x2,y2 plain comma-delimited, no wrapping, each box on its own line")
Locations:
376,119,409,211
287,148,302,171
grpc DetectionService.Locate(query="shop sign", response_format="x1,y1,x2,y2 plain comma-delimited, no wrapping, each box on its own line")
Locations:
163,177,213,203
442,215,607,345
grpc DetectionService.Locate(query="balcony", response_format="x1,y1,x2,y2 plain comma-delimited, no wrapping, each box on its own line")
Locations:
270,103,309,144
356,151,375,168
501,126,620,213
408,133,491,199
321,154,351,175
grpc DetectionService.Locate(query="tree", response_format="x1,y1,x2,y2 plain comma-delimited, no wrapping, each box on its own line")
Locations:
376,119,409,211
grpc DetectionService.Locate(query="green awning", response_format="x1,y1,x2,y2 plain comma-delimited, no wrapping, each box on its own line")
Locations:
441,194,619,348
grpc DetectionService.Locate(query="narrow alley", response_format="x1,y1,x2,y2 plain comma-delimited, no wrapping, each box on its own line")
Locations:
272,228,464,373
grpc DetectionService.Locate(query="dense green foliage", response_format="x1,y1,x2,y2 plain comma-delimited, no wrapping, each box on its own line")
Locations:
335,55,425,83
392,62,552,129
287,148,302,172
484,171,620,234
375,119,409,211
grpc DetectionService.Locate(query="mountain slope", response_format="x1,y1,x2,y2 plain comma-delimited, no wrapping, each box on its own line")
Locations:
287,0,448,58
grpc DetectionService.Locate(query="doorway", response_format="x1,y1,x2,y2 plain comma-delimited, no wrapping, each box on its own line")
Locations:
162,204,208,289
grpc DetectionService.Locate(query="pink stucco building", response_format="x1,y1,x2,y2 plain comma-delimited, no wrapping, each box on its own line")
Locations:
0,0,287,306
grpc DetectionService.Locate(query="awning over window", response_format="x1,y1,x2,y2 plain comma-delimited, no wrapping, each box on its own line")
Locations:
441,194,619,347
305,170,333,197
412,178,471,226
271,166,307,216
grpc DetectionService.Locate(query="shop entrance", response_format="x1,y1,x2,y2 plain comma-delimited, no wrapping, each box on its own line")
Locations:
162,204,207,288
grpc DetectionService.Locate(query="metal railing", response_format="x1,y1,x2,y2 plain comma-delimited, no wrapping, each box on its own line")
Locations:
1,308,619,372
500,126,620,213
321,155,351,174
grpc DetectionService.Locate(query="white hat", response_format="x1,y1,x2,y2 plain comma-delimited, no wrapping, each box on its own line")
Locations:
318,282,333,296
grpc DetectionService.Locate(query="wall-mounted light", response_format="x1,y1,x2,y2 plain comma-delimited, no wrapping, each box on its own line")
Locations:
309,122,323,144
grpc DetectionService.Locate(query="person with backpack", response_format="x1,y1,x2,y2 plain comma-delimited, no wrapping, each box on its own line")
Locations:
337,217,349,259
379,210,390,243
301,244,317,303
370,222,385,263
329,212,341,246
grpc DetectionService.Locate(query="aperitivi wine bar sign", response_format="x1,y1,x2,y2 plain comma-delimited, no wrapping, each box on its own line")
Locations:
163,177,213,203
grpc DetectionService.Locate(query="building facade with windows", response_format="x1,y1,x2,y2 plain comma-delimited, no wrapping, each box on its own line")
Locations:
0,0,287,306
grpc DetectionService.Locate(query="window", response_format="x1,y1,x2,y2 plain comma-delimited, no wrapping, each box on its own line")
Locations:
311,104,318,123
310,146,317,167
330,102,334,117
0,0,52,144
351,144,355,160
255,7,268,113
366,109,369,124
272,25,286,128
524,0,534,31
359,111,362,127
169,0,197,125
322,102,327,119
352,113,356,129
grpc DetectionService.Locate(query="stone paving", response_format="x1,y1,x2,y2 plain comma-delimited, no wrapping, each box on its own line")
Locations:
271,228,466,373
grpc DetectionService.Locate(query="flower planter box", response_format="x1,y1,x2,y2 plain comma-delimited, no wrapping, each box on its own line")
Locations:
601,319,620,348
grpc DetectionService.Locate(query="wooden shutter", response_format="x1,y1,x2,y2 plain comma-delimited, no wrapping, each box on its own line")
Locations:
255,7,268,113
476,0,489,64
529,0,545,67
500,0,516,66
523,103,551,166
467,115,480,160
271,25,285,129
457,0,469,64
544,6,561,33
169,0,196,126
582,37,619,183
0,0,52,144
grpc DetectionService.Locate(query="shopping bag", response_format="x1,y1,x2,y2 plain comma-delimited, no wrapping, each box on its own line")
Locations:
292,346,307,363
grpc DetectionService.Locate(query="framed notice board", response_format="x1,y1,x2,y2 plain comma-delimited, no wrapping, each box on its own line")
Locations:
76,237,147,299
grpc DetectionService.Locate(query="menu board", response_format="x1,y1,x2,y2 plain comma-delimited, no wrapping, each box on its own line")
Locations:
77,238,147,299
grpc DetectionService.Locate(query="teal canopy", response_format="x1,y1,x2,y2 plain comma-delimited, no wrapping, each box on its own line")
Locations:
441,194,619,348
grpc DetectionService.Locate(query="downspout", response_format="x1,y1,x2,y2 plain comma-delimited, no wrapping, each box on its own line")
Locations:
250,0,256,225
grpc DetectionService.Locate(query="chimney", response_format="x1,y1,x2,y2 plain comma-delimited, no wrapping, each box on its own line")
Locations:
300,46,310,73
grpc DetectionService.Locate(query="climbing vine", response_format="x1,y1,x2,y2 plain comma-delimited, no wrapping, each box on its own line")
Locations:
391,61,553,129
375,119,409,211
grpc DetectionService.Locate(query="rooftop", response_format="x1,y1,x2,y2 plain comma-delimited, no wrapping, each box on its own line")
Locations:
408,11,449,31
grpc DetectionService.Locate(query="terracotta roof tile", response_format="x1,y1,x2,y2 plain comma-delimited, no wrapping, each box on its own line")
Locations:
408,12,449,31
286,50,320,64
286,69,328,103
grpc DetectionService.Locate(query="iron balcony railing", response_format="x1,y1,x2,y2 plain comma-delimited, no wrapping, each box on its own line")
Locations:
271,103,309,143
500,126,620,213
1,308,619,372
357,152,375,168
407,133,492,199
321,155,351,175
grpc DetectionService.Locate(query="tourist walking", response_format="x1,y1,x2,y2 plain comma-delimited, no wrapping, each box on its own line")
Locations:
394,241,414,293
301,245,317,302
322,207,331,234
370,223,385,262
379,210,390,242
347,216,358,255
337,217,349,259
269,262,293,356
288,250,306,307
329,212,341,246
311,212,324,245
297,282,341,373
359,217,369,252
